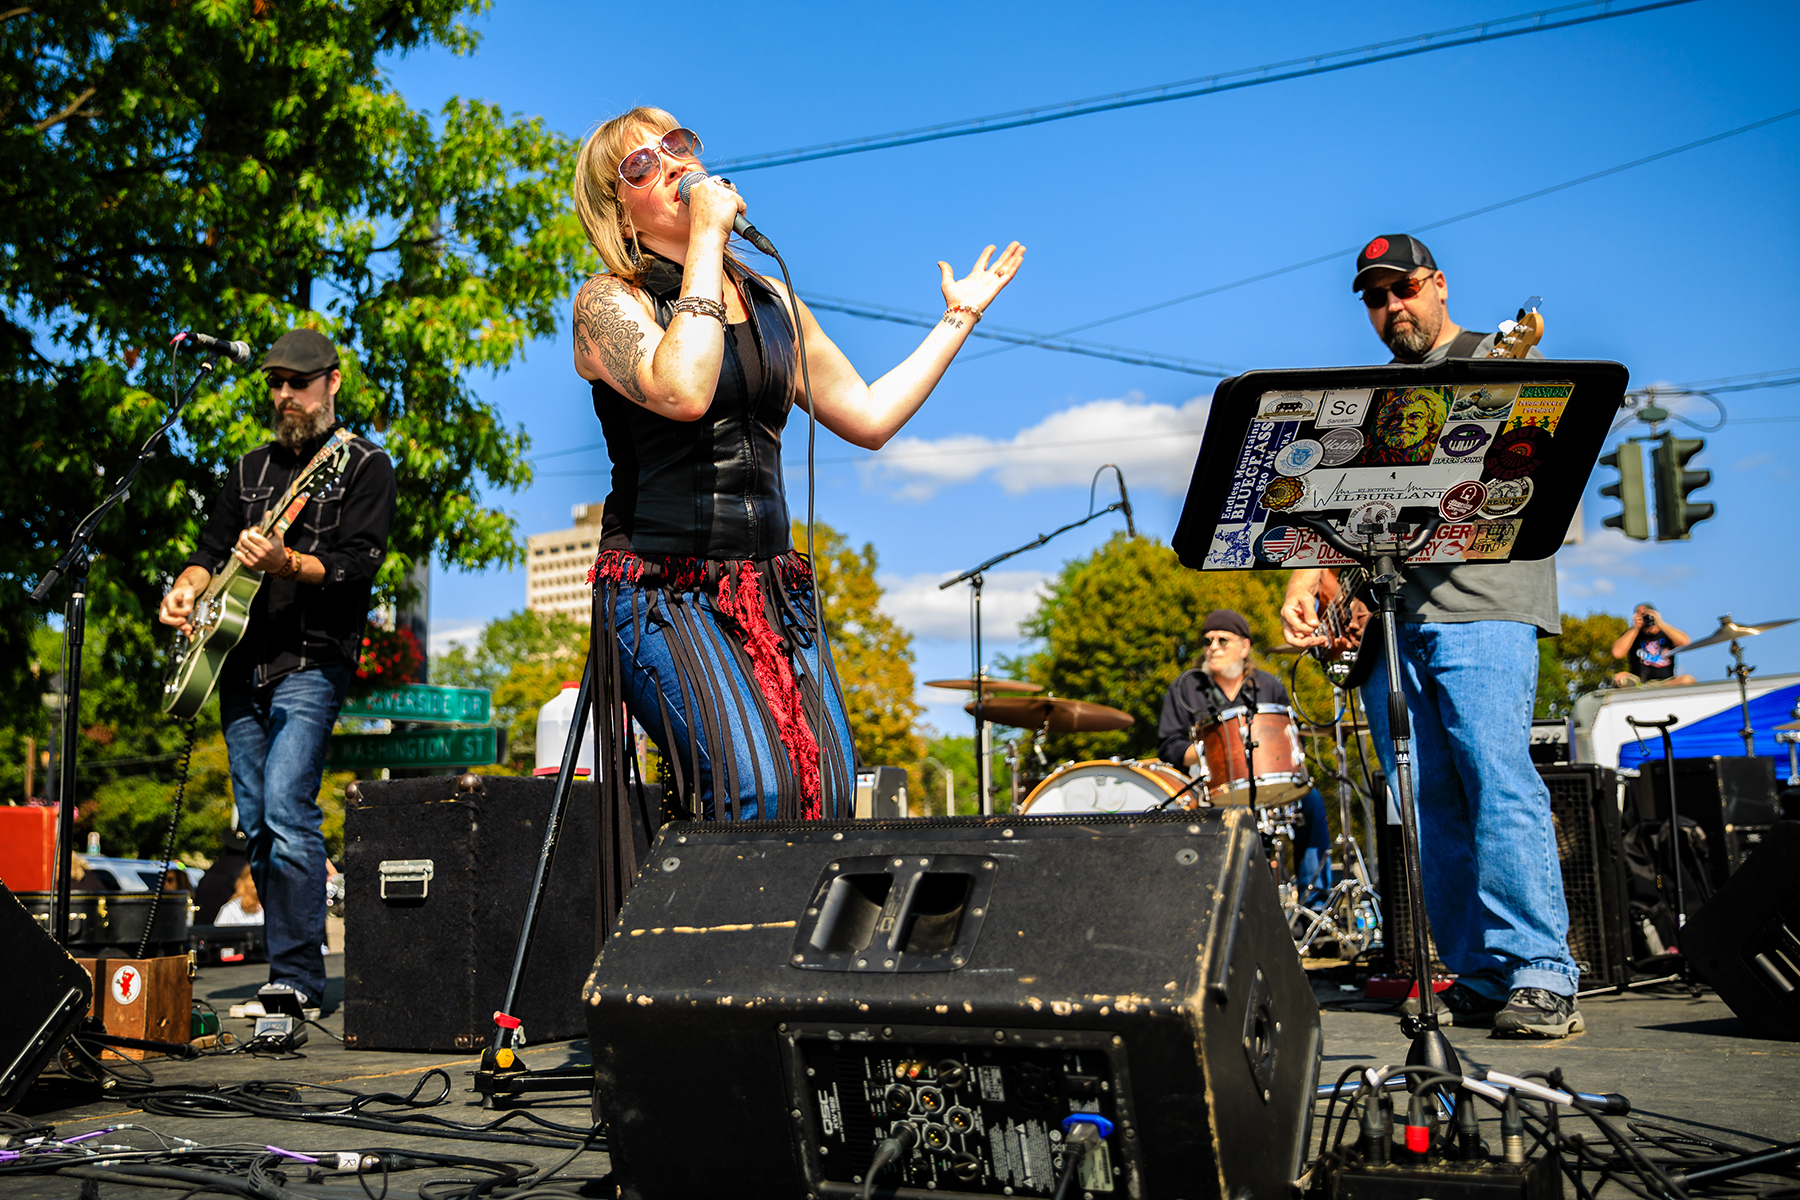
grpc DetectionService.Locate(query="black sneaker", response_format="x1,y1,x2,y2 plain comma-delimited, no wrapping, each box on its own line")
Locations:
1401,982,1505,1026
1493,988,1584,1038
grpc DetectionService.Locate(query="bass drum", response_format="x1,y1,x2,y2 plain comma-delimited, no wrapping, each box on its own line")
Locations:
1020,760,1197,816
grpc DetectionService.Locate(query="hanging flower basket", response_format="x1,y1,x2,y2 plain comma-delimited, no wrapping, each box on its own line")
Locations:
352,623,422,696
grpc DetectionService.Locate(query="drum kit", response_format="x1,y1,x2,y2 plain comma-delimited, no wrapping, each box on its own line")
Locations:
926,675,1386,959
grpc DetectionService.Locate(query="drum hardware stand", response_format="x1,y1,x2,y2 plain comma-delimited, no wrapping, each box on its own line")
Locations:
1297,512,1461,1084
939,465,1135,815
28,340,224,950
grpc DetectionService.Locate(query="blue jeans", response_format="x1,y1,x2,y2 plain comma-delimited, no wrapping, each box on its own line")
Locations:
221,662,352,1002
1362,621,1578,999
1294,787,1333,905
612,584,854,821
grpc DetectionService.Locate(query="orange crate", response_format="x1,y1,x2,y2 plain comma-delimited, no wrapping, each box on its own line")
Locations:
76,956,192,1059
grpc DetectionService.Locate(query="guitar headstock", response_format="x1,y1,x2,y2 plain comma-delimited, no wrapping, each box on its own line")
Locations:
1487,295,1544,359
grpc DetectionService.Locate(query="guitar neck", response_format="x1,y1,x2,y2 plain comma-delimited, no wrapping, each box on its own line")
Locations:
1321,566,1370,639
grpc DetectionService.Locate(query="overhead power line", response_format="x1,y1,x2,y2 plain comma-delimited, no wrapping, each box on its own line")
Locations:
961,103,1800,362
708,0,1700,172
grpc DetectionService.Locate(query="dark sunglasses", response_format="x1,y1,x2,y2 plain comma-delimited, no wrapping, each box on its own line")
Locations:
1360,273,1434,309
1202,634,1242,647
267,369,329,391
617,128,702,189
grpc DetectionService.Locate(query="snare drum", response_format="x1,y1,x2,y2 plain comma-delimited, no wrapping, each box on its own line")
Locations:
1198,703,1309,807
1020,760,1197,815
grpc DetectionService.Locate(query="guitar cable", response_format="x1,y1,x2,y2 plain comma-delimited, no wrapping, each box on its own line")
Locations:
135,716,200,957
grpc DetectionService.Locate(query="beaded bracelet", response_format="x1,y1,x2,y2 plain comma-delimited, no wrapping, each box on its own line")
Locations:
672,295,727,323
944,303,983,324
276,547,301,579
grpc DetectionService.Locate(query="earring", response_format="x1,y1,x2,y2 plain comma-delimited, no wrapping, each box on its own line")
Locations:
622,220,643,267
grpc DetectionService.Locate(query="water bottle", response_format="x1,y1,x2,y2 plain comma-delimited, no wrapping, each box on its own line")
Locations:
534,681,598,779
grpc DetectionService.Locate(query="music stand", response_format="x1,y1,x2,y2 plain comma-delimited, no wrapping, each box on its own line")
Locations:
1170,358,1627,1077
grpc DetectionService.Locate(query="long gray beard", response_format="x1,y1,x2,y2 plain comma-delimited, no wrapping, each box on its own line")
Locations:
1208,658,1247,684
274,405,334,450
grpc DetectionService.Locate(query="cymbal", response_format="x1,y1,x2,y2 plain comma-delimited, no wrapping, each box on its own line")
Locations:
925,677,1043,694
1676,616,1797,653
1298,721,1371,737
965,696,1135,733
1775,719,1800,732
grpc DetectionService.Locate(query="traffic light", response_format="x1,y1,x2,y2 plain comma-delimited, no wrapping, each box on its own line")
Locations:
1651,433,1714,541
1598,443,1648,540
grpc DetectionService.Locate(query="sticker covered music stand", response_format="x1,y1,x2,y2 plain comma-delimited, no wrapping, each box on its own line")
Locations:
1171,358,1628,1079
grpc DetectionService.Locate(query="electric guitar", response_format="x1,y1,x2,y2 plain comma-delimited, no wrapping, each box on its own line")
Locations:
1307,299,1544,687
161,429,355,719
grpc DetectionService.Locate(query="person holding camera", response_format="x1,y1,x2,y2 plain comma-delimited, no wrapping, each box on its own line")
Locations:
1610,604,1696,688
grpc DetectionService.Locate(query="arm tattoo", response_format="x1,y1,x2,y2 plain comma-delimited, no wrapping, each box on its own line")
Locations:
577,280,650,406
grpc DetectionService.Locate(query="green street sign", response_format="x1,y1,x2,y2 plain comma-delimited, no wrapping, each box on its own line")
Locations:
339,684,491,725
326,726,498,771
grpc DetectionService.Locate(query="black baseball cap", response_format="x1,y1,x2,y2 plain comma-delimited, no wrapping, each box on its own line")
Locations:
1352,234,1438,291
261,329,340,374
1202,610,1252,640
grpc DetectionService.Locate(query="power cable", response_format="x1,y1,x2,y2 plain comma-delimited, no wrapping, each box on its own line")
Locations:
962,103,1800,361
707,0,1701,172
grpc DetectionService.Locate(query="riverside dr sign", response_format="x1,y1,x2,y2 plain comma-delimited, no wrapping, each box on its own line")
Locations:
338,684,491,724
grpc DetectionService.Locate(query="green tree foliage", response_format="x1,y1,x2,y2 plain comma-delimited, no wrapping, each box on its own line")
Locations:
3,1,589,730
1006,534,1336,765
1535,610,1630,720
433,609,587,772
798,520,923,772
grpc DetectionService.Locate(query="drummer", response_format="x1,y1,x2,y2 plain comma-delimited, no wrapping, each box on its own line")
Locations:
1157,609,1332,902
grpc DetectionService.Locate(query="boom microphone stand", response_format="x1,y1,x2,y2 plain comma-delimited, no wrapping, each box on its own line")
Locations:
938,465,1135,812
28,344,225,948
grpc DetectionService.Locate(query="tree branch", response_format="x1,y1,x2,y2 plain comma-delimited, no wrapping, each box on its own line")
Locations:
1,8,34,23
34,85,97,133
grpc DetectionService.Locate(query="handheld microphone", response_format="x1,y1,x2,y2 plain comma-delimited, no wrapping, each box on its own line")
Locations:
676,172,778,257
177,332,253,365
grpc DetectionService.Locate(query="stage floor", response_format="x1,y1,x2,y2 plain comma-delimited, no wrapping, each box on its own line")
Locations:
10,955,1797,1198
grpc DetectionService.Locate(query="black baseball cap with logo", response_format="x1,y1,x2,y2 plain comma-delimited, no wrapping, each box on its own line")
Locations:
1352,234,1438,291
260,329,340,374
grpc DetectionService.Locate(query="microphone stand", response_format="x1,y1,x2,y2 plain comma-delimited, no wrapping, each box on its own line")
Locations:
28,348,222,948
1295,511,1462,1091
938,466,1134,813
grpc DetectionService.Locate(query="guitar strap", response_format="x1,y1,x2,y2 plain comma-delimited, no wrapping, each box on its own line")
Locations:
1445,328,1490,358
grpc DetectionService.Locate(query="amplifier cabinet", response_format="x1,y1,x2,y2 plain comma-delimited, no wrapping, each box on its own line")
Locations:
344,773,651,1051
1636,757,1780,887
0,884,91,1111
1375,764,1631,989
585,809,1322,1200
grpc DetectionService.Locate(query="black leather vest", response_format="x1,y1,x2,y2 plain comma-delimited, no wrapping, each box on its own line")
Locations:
591,254,798,561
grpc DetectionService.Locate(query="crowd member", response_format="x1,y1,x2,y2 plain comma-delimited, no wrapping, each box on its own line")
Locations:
1157,609,1332,902
569,107,1023,919
1611,604,1696,687
159,330,395,1013
1280,234,1583,1037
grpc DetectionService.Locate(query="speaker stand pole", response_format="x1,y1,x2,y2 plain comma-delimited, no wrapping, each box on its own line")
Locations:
474,647,601,1106
1625,714,1697,991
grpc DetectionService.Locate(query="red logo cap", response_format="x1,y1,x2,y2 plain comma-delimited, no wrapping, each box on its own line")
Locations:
1364,237,1390,260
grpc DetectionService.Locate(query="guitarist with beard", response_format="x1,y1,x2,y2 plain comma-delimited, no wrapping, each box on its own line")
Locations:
158,330,395,1012
1280,235,1582,1038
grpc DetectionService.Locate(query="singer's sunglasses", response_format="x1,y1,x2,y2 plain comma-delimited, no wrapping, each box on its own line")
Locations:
617,128,702,189
1359,271,1435,309
266,369,330,391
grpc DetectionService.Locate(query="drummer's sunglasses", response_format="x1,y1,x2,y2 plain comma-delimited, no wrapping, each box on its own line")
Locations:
1360,272,1433,308
618,128,702,189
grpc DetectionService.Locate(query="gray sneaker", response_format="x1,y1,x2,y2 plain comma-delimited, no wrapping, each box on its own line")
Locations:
1492,988,1584,1038
1401,981,1505,1026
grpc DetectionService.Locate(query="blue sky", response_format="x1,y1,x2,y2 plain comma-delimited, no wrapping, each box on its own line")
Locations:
387,0,1800,735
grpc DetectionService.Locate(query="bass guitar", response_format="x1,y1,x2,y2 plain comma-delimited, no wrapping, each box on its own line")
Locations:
1308,299,1544,687
161,428,356,719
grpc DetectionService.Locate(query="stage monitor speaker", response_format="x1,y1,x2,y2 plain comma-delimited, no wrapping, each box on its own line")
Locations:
585,809,1322,1200
1682,821,1800,1041
1636,757,1780,888
0,883,92,1111
1374,764,1631,989
343,772,652,1051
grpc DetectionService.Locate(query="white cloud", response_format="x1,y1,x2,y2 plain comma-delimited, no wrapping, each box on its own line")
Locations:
880,569,1049,642
1556,531,1693,602
1735,452,1774,472
430,622,485,657
859,393,1210,501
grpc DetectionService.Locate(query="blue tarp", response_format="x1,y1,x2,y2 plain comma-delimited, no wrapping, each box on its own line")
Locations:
1616,680,1800,772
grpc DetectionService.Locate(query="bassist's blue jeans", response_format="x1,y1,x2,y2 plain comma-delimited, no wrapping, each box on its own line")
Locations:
1362,620,1579,1000
221,662,352,1004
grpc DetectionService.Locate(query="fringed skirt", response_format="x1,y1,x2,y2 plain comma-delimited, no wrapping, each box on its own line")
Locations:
587,549,857,927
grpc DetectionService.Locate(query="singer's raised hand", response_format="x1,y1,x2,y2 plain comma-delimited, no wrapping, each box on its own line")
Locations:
683,174,745,239
938,242,1026,316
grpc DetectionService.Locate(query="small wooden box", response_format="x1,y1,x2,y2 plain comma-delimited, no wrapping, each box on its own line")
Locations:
76,956,191,1059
